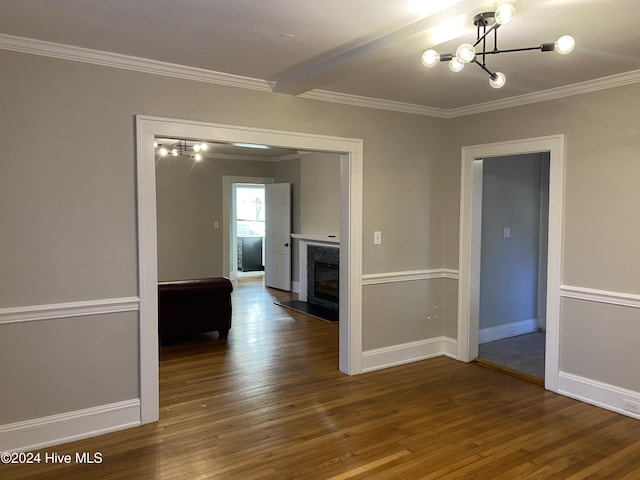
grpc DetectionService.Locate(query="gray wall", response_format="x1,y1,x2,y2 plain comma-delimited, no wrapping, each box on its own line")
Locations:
156,156,275,281
273,152,341,285
299,152,341,237
2,44,638,432
0,49,447,425
156,150,340,283
479,154,545,330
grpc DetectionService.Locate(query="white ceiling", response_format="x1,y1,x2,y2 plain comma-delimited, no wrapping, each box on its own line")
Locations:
155,138,300,161
1,0,639,111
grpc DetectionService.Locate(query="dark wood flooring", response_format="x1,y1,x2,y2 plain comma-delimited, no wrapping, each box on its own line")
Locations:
5,277,640,479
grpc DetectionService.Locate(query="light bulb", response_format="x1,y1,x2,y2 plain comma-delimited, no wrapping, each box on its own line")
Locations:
153,141,158,148
555,35,575,55
159,147,168,156
171,148,179,156
200,143,208,151
421,49,440,67
489,72,506,89
192,144,201,152
194,153,202,161
495,4,516,25
456,43,476,64
449,57,464,72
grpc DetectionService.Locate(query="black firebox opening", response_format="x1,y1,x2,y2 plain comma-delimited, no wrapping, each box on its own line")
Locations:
314,261,339,303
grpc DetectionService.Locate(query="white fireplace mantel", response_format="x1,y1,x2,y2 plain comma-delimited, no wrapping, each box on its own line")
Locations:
291,234,339,301
290,234,339,244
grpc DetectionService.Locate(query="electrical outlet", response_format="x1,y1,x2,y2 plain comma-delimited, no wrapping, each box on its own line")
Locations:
623,399,640,414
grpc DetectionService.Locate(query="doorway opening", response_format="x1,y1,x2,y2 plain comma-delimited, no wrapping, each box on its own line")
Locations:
136,115,363,424
233,183,266,279
457,134,565,393
474,153,550,384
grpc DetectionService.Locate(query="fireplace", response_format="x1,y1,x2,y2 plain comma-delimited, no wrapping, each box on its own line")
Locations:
307,245,339,310
314,262,339,303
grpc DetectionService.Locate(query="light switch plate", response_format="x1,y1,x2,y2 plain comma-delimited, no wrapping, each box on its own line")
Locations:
374,231,382,245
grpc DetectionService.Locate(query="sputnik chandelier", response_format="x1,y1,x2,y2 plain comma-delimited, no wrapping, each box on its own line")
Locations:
154,139,208,161
421,3,575,88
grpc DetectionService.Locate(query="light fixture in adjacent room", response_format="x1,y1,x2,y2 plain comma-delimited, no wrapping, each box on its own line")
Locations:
421,3,575,88
155,139,208,161
231,142,270,149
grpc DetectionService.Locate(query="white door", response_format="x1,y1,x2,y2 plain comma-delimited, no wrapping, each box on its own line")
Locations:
265,183,291,290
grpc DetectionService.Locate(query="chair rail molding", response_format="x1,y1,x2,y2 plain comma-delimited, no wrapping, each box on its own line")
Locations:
560,285,640,309
0,297,140,325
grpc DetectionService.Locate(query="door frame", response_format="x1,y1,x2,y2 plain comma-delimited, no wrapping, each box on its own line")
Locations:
136,115,363,423
223,177,273,281
457,134,565,392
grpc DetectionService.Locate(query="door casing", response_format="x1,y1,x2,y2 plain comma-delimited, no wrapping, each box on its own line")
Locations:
457,134,565,392
136,115,363,424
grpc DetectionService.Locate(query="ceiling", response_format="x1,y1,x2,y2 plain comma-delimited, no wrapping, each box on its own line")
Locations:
155,138,301,162
1,0,639,111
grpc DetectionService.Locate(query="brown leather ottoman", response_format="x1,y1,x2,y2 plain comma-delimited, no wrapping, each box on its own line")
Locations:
158,277,233,341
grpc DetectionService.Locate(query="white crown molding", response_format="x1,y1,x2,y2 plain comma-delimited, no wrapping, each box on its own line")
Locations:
445,69,640,118
0,297,140,325
298,89,450,118
0,34,273,92
560,285,640,309
1,34,639,118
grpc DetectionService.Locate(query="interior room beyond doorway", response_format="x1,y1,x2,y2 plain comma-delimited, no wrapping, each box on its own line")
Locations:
476,152,550,384
234,183,266,279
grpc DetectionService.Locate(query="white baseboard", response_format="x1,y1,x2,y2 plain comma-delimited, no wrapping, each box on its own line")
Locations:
479,318,538,344
362,337,458,373
558,372,640,420
0,399,141,452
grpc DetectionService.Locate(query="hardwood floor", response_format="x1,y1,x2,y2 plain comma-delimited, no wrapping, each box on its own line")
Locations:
5,277,640,479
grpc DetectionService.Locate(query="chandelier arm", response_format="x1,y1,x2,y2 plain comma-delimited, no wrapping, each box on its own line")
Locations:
479,45,546,55
473,23,499,48
473,59,495,78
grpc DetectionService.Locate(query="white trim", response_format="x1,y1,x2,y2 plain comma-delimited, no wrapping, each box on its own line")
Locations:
441,337,459,360
0,34,272,92
0,399,140,453
362,337,458,373
299,89,449,118
136,116,363,425
445,70,640,118
478,319,538,344
290,233,340,244
560,285,640,309
222,175,274,281
1,34,639,119
457,135,565,394
0,297,140,325
558,372,640,421
361,268,459,285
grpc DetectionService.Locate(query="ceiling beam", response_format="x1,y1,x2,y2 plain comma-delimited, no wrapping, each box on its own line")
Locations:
272,0,493,95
